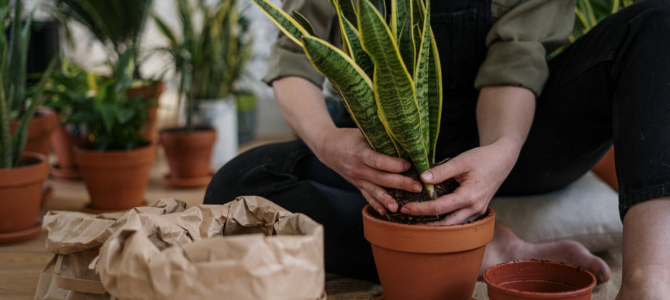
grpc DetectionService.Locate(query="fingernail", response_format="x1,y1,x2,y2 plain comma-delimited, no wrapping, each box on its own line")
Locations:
413,184,423,192
404,162,410,170
387,203,395,211
597,273,604,282
422,171,433,181
401,207,410,214
378,208,385,215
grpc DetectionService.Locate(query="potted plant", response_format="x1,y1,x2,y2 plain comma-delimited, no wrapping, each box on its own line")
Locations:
50,48,156,213
156,0,253,171
0,0,56,244
51,0,163,141
253,0,495,299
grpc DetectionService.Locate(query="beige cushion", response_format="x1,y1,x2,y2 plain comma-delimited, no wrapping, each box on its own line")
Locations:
490,171,623,253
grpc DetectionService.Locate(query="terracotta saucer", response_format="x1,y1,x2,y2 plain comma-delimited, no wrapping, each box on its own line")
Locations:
0,218,42,245
162,173,213,188
374,296,476,300
42,185,54,204
83,201,149,214
50,164,82,180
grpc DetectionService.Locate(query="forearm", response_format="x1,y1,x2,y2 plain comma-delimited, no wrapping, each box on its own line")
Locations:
476,86,536,151
272,77,336,153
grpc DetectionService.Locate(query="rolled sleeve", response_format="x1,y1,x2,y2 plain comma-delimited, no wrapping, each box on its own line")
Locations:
261,0,338,88
475,0,577,96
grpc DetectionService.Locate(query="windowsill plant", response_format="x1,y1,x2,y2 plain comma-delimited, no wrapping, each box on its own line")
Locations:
153,0,253,186
0,0,56,244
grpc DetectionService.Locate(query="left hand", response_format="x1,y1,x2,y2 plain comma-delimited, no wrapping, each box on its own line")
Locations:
400,137,521,225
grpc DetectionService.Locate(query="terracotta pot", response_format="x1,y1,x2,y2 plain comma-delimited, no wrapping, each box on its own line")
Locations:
592,147,618,191
50,119,84,179
75,143,156,211
484,260,596,300
0,152,49,244
128,81,164,142
159,127,215,188
10,107,59,158
362,205,495,300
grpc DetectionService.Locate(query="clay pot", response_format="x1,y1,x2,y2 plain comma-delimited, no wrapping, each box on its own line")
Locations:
592,147,618,191
159,127,216,188
50,120,84,180
10,107,59,158
128,81,164,142
75,143,156,212
0,152,49,244
484,260,596,300
362,205,495,300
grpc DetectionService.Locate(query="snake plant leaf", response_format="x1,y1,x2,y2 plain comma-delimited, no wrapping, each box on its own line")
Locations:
414,0,431,150
251,0,311,46
398,16,415,79
427,29,442,162
153,14,179,49
10,59,56,167
391,0,411,38
369,0,387,20
358,0,431,178
337,0,358,27
335,2,374,78
301,36,399,157
412,0,424,28
292,11,318,38
413,23,422,62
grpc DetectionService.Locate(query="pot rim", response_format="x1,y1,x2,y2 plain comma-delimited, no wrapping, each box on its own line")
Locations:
74,142,155,154
483,259,597,298
363,204,495,231
159,126,216,135
0,152,49,187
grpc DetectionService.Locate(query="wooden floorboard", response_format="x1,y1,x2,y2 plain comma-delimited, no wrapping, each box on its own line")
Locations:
0,135,295,298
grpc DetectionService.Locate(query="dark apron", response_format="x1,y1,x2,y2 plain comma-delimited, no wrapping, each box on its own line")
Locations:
333,0,492,160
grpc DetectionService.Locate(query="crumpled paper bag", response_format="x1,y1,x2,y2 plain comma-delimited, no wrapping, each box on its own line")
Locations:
95,196,326,300
34,199,188,300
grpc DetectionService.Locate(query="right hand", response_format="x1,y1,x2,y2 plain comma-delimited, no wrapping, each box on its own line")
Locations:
314,128,423,215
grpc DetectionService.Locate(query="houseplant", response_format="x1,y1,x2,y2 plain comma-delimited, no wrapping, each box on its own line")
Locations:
52,48,156,213
155,0,253,171
0,0,56,244
253,0,495,298
52,0,163,141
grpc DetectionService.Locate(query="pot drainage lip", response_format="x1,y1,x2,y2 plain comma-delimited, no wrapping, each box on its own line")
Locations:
0,218,42,244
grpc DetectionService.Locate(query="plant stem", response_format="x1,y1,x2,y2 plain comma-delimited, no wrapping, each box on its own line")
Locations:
424,183,437,200
0,77,12,169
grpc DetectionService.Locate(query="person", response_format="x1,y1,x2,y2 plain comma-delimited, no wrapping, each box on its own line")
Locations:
205,0,670,298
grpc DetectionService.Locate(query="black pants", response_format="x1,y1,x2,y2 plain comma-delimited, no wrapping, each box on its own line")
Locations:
205,0,670,283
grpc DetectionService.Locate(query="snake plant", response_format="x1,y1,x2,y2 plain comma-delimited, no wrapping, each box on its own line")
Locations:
0,0,56,169
253,0,442,199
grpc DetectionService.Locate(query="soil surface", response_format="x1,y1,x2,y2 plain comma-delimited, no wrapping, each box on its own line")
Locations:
383,162,460,224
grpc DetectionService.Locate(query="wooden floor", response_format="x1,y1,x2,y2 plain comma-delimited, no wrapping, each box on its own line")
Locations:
0,135,295,300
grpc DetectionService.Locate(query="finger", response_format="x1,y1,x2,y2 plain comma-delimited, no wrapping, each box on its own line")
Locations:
400,191,471,216
420,155,468,184
359,167,422,193
359,180,398,213
360,189,386,215
361,148,411,173
423,209,473,226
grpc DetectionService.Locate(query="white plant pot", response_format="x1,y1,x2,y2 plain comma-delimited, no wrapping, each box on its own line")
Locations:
193,97,238,170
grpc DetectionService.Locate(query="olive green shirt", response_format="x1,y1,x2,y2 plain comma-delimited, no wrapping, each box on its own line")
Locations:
262,0,577,96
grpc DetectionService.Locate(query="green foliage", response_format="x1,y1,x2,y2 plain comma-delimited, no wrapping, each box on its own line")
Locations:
0,0,56,169
52,0,153,79
253,0,442,198
45,49,151,151
153,0,253,131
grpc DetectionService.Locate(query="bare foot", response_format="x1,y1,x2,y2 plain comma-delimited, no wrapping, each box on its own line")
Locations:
479,221,612,282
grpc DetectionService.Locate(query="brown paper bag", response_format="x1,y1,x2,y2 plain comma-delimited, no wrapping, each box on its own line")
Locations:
96,196,326,300
34,199,188,300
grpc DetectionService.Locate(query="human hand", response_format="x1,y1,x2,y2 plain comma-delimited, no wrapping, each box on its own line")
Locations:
400,138,521,225
314,128,423,215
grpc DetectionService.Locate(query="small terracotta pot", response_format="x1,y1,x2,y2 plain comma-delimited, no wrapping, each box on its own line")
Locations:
75,143,156,211
128,81,164,142
159,127,215,188
363,205,495,300
10,107,59,158
50,119,84,179
0,152,49,244
484,260,596,300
